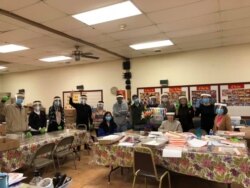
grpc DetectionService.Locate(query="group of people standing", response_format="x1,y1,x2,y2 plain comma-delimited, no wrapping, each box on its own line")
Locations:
0,91,232,137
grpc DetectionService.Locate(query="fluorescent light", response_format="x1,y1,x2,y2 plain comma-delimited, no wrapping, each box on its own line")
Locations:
130,40,174,50
0,44,29,53
72,1,141,25
39,56,72,62
0,66,7,70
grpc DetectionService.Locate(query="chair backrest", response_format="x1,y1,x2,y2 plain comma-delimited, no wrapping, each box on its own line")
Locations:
133,146,157,177
55,136,74,152
33,142,55,160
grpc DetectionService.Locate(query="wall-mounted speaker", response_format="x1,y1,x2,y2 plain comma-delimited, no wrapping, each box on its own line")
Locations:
123,72,132,79
76,85,84,90
125,79,131,84
123,60,130,70
160,80,168,86
18,89,25,94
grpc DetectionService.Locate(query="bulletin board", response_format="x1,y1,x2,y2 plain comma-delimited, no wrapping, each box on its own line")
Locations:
162,86,189,105
138,87,162,106
63,90,103,109
189,85,219,106
220,83,250,116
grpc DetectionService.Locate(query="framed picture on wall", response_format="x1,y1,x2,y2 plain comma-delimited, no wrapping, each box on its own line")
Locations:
189,85,219,106
137,87,162,106
162,86,189,105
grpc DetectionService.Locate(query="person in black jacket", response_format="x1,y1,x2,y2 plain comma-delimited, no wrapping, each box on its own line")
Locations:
48,96,65,132
29,101,47,133
131,95,145,130
176,96,194,132
69,92,93,130
195,94,216,134
98,111,117,137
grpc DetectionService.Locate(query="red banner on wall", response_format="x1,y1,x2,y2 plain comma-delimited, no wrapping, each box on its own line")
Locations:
169,87,182,92
228,83,244,89
144,88,155,93
197,85,211,90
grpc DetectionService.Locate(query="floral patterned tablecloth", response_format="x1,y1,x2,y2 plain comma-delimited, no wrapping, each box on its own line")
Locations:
0,129,86,172
93,143,250,188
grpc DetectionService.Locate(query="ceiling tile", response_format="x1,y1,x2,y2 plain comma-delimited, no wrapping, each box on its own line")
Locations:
0,0,39,11
219,0,250,10
93,15,153,33
221,17,250,30
222,34,250,45
157,13,220,32
220,6,250,21
0,28,42,43
13,2,66,23
45,0,123,14
222,26,250,37
0,20,19,32
64,26,103,39
147,0,219,24
108,25,161,40
166,24,220,38
133,0,201,13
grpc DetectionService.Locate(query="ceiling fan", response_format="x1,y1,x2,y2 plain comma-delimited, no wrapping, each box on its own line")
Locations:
71,45,99,61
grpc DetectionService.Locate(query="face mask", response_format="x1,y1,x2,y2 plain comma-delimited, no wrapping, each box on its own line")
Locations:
105,116,112,121
16,98,23,105
54,101,60,107
216,108,224,115
97,104,103,109
34,106,41,112
81,99,86,104
133,98,139,104
202,98,210,104
117,98,123,104
162,98,168,102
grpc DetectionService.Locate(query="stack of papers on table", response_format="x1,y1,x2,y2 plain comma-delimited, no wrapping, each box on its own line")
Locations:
8,173,26,186
148,131,163,138
216,131,245,137
142,138,167,148
98,135,123,145
162,146,183,158
168,138,186,147
220,140,246,148
188,138,208,148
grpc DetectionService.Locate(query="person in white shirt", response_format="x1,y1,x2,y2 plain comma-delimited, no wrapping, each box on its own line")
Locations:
158,112,183,132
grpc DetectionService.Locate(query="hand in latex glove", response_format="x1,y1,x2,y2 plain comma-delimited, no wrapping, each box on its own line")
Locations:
58,126,62,130
40,127,46,134
25,131,32,138
1,96,9,103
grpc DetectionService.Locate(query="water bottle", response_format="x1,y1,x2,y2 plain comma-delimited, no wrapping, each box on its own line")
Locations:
29,170,42,185
195,127,202,139
0,173,8,188
209,129,214,135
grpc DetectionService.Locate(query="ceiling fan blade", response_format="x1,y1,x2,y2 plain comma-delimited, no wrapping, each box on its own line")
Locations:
81,55,100,59
81,52,93,56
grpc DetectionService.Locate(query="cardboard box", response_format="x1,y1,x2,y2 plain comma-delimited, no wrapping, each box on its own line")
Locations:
0,138,20,152
64,109,76,117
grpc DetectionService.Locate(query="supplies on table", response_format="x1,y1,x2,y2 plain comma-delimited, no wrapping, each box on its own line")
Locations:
212,146,247,156
220,139,246,148
164,132,187,148
162,146,183,158
98,134,123,145
118,135,140,147
187,138,208,148
215,131,245,138
8,173,26,187
142,137,168,148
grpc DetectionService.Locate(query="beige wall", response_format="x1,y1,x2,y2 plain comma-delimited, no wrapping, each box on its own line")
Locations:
1,43,250,112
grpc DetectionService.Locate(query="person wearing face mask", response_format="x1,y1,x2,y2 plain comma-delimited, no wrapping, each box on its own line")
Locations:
69,92,93,130
98,112,117,137
147,95,158,108
131,95,145,130
28,101,47,134
195,94,216,134
158,93,176,112
0,93,28,133
176,96,194,132
158,112,183,132
213,103,232,132
92,101,106,135
113,94,129,132
48,96,65,132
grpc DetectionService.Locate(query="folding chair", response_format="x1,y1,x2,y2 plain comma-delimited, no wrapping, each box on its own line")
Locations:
132,146,171,188
54,136,77,169
29,142,56,172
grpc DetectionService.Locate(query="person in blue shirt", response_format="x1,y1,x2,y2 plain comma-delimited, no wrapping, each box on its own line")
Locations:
98,111,117,137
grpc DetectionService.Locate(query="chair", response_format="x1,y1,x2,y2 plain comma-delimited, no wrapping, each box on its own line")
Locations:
29,142,56,171
54,136,77,169
76,124,88,130
188,128,207,135
132,146,171,188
